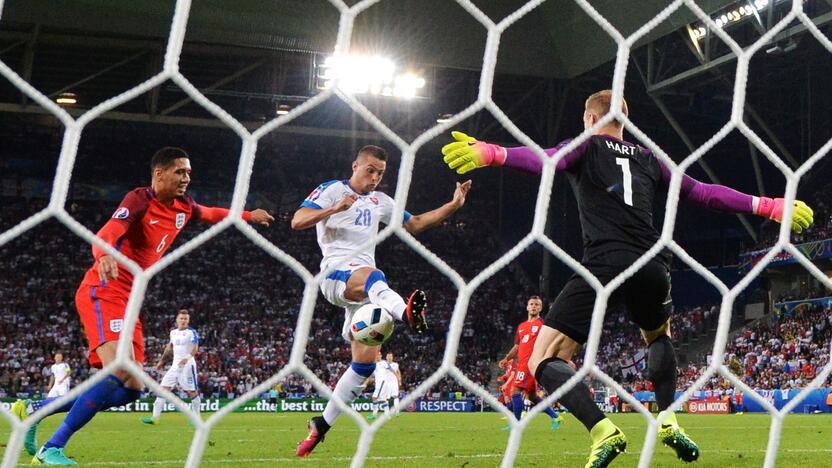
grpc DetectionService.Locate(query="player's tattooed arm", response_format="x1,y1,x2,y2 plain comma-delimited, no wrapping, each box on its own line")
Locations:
156,343,173,370
499,344,519,368
404,180,472,235
291,194,358,230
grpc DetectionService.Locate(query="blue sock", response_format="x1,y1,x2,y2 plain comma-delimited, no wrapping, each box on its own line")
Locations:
511,394,524,421
543,406,558,419
44,375,141,449
31,397,76,416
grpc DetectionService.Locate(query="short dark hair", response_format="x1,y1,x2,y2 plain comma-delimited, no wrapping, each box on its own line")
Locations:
529,295,542,301
151,147,189,173
176,309,190,317
356,145,388,162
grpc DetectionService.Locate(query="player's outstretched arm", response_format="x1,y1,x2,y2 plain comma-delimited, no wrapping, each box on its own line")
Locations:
666,166,814,233
195,205,274,227
441,131,588,175
404,180,472,235
291,194,358,230
441,131,507,174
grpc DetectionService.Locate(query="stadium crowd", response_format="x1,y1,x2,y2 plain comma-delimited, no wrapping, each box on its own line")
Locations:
678,299,832,392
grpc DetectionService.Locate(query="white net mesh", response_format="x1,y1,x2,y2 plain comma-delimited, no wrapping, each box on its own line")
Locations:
1,0,831,467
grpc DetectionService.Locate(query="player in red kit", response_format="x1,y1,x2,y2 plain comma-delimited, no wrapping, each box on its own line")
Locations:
497,359,517,412
30,147,273,465
499,296,562,430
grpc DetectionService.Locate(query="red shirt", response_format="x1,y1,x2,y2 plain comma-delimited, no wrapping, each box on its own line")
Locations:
515,318,543,367
81,187,241,299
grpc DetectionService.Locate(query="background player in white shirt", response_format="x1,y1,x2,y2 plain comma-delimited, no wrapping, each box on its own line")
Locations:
46,353,72,398
367,351,402,420
141,309,201,425
293,145,471,456
384,352,402,415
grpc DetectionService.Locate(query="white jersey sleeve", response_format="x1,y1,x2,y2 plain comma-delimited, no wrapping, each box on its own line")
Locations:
301,180,341,211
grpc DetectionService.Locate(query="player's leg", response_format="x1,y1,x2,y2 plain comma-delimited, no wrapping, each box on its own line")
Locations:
322,340,375,425
369,395,379,420
13,394,76,457
642,322,674,412
146,362,180,425
627,262,699,462
35,290,144,464
527,387,561,428
142,384,173,425
391,390,400,415
297,337,376,457
529,277,625,468
188,390,201,418
182,362,201,419
344,267,427,333
36,341,144,464
510,386,524,421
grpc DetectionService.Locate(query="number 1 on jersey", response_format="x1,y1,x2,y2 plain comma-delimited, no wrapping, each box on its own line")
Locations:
615,157,633,206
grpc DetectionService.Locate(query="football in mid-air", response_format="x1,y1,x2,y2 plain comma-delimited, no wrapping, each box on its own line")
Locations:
350,304,394,346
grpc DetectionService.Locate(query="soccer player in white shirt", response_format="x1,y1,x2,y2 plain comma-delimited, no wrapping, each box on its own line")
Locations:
293,145,471,456
369,351,403,420
384,352,402,415
142,309,201,425
46,353,72,398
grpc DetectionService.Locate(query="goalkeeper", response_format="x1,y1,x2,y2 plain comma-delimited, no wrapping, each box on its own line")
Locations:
441,90,813,468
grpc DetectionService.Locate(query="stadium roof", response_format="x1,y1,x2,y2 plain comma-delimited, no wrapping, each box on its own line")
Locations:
2,0,737,79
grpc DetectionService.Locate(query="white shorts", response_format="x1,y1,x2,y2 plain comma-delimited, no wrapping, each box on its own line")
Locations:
160,360,198,392
320,260,373,342
320,259,374,309
47,383,70,398
373,379,395,401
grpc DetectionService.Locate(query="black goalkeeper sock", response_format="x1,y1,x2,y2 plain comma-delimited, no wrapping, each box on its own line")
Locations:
534,357,605,432
647,335,677,411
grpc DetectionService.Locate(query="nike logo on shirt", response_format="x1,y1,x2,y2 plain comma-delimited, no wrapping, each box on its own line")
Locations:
149,220,160,225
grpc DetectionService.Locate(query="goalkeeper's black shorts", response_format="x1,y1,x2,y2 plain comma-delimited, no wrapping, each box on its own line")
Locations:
544,249,671,344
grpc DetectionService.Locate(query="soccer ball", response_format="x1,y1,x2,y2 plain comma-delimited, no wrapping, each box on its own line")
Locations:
349,304,394,346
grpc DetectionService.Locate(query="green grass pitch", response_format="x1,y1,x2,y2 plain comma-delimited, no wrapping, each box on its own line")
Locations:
2,412,830,466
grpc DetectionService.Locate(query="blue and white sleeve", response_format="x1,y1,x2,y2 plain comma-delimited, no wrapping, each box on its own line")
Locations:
300,180,339,210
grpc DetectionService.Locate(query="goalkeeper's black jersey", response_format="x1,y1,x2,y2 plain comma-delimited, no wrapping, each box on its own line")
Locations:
562,135,669,265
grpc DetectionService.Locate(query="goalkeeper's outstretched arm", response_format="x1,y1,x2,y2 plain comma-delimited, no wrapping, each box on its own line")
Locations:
440,131,814,233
